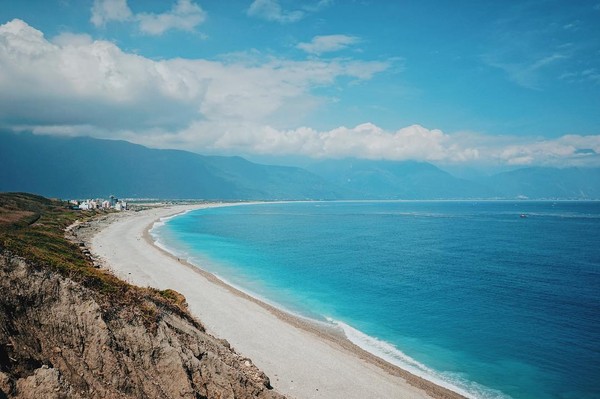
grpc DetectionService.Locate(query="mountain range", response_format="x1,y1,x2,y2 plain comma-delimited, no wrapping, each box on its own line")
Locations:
1,131,598,200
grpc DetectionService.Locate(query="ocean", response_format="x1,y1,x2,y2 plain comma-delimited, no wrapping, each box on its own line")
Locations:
151,201,600,399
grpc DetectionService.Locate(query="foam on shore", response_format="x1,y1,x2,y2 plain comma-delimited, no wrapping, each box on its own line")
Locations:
328,318,508,399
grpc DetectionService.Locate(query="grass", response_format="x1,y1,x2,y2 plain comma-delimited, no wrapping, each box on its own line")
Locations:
0,192,201,331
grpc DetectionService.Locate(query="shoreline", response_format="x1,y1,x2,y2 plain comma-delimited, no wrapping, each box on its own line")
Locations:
88,203,466,399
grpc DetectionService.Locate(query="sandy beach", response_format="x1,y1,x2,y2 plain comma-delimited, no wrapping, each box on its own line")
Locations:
88,204,463,399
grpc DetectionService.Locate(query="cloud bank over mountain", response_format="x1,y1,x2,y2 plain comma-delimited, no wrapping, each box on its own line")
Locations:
0,18,598,167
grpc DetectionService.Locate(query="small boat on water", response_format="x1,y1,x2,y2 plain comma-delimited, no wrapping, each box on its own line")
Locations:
520,214,528,218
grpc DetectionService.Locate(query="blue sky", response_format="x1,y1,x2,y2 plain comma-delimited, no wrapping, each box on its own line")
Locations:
1,0,599,167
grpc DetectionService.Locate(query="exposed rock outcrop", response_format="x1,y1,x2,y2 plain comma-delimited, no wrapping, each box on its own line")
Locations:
0,252,284,399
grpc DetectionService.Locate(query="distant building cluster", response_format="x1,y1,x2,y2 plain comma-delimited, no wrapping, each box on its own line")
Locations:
69,195,127,211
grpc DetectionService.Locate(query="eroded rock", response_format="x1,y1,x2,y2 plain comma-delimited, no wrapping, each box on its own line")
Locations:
0,253,284,399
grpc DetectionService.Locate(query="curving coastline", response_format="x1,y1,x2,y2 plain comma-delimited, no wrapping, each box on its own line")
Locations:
89,203,466,399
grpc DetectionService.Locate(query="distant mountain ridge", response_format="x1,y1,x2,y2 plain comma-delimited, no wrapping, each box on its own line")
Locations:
0,132,341,200
485,167,600,199
306,158,494,199
1,131,598,200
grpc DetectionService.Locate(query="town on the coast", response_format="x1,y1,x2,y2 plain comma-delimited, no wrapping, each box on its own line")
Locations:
68,195,127,211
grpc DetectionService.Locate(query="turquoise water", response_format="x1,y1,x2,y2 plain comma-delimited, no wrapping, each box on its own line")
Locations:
151,201,600,399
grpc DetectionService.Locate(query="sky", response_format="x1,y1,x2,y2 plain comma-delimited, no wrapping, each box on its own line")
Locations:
0,0,599,168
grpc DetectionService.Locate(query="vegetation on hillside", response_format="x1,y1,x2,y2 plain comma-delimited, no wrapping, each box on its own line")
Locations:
0,192,197,330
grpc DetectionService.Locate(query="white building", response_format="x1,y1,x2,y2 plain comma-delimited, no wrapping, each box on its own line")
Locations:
76,197,127,211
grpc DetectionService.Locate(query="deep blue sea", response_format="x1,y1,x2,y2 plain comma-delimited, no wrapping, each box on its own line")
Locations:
151,201,600,399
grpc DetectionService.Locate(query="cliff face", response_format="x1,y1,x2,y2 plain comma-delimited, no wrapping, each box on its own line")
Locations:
0,252,283,399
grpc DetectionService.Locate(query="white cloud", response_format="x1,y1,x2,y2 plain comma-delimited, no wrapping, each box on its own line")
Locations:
90,0,205,35
302,0,334,13
247,0,332,23
0,19,204,129
560,68,600,85
484,53,569,90
0,19,386,130
168,122,481,162
493,135,600,166
51,32,94,47
2,19,598,168
297,35,360,55
137,0,206,35
90,0,132,27
114,119,600,168
482,6,580,90
247,0,303,23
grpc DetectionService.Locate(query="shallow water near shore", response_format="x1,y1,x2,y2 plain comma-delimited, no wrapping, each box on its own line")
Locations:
151,201,600,399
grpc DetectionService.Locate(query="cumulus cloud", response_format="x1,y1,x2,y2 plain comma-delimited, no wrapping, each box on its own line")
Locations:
0,19,204,129
103,120,600,167
137,0,206,35
90,0,132,27
493,135,600,166
297,35,360,55
90,0,205,35
51,32,94,47
0,19,386,130
191,122,479,162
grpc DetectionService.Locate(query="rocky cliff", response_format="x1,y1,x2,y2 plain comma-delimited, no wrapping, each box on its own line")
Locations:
0,193,284,399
